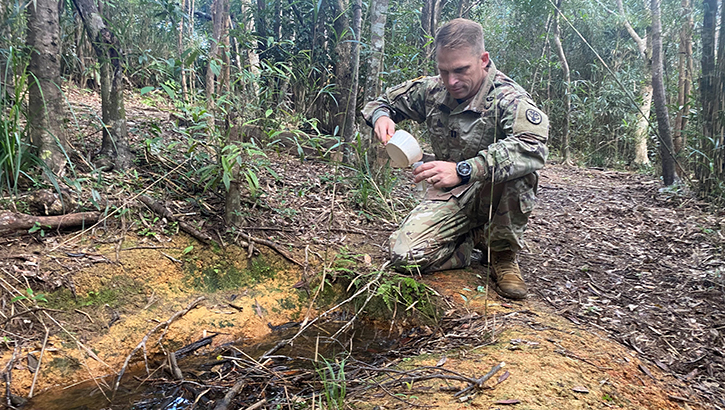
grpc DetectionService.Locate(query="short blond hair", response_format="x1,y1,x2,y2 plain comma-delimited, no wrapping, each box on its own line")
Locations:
435,18,485,55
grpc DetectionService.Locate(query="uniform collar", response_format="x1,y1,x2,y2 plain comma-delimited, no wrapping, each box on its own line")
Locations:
436,60,498,114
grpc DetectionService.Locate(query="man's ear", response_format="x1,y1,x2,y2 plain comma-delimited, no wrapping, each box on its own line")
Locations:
481,51,490,68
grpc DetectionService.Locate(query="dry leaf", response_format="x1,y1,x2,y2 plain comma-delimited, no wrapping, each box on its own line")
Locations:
572,386,589,393
436,356,447,367
497,370,510,383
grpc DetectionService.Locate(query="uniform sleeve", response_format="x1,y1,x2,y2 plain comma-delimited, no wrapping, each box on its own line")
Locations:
468,98,549,184
361,78,432,127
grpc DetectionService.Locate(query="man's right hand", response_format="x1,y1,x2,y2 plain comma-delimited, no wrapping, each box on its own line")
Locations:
374,116,396,145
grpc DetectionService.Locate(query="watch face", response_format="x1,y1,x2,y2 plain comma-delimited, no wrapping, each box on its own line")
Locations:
457,161,472,176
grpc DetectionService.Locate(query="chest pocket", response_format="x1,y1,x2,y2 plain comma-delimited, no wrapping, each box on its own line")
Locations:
427,109,450,160
456,112,498,161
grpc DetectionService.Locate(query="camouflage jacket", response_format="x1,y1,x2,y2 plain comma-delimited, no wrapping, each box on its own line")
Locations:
361,61,549,184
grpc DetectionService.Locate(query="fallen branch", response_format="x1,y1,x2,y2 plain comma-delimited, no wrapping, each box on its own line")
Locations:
212,380,245,410
113,296,205,396
138,195,214,245
0,211,100,235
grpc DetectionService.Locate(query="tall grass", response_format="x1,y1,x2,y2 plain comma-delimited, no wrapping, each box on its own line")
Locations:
0,47,38,196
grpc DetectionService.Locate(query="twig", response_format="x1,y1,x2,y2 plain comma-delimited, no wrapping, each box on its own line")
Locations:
75,309,94,323
244,233,303,266
212,379,244,410
139,195,214,245
28,325,49,398
113,296,205,396
3,342,20,409
168,352,184,380
243,398,266,410
0,307,64,326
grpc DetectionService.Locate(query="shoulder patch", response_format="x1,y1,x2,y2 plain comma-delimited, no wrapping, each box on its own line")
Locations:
526,109,542,125
513,100,548,137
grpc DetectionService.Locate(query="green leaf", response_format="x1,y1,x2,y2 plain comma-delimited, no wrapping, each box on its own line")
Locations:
140,86,154,95
183,245,194,254
160,83,176,99
209,59,221,76
265,109,273,118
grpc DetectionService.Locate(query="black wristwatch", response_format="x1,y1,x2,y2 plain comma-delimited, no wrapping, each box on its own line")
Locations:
456,161,472,185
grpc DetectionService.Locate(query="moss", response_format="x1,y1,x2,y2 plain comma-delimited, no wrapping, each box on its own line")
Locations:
45,276,143,310
185,255,279,292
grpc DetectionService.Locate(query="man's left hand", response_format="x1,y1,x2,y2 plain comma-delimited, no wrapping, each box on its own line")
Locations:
412,161,461,189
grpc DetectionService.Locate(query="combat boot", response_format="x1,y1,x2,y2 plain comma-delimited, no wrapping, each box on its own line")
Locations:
490,250,527,300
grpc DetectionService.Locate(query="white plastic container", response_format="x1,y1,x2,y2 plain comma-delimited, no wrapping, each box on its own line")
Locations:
385,130,423,168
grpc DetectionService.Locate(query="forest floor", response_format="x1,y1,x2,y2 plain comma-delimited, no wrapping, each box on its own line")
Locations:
0,87,722,409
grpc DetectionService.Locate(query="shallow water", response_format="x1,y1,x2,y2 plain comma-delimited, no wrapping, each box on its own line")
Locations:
24,319,397,410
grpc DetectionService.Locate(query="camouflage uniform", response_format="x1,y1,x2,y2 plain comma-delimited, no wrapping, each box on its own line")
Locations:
362,61,549,273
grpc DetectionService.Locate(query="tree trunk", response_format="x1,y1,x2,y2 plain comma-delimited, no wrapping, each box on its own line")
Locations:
650,0,675,185
206,0,229,129
715,0,725,179
332,0,352,144
73,0,133,170
633,84,653,166
552,1,571,165
179,0,188,101
242,0,261,99
614,0,651,167
456,0,470,18
673,0,693,154
343,0,362,162
698,0,717,189
420,0,444,72
362,0,389,166
364,0,388,105
27,0,67,175
255,0,267,53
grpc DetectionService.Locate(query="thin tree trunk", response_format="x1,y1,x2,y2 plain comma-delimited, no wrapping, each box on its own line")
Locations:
715,0,725,179
552,1,571,165
364,0,388,105
615,0,651,166
179,0,188,101
206,0,224,116
220,0,231,96
650,0,675,185
188,0,196,100
698,0,717,189
673,0,693,154
73,0,132,170
420,0,445,72
255,0,267,53
242,0,261,99
456,0,470,18
74,13,87,88
332,0,352,141
27,0,67,175
343,0,362,162
633,85,653,165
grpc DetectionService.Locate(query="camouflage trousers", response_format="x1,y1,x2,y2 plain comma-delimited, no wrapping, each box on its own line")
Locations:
389,172,538,273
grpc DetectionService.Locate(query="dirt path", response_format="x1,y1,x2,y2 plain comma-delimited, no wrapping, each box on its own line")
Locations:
524,165,724,408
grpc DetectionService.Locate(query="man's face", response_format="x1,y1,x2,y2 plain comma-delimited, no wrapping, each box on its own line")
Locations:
436,45,489,100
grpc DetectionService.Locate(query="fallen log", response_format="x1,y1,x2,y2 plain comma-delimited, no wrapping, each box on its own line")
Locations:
0,211,100,235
